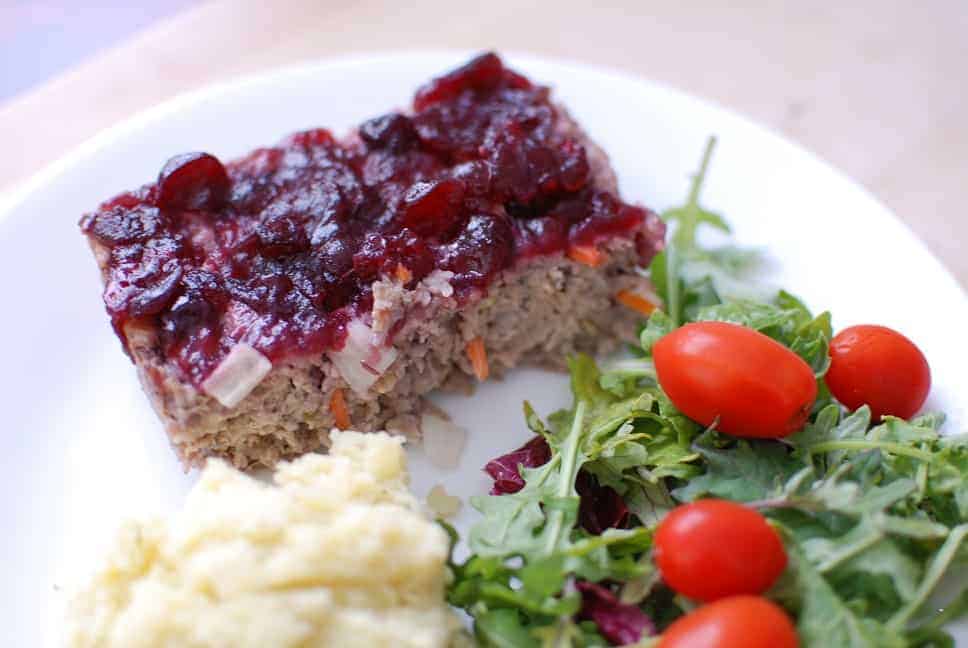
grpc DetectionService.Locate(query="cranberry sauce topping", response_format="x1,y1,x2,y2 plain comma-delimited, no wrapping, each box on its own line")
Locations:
80,52,663,386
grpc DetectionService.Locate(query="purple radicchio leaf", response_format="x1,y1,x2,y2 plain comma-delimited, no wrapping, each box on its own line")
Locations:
483,436,629,534
576,470,629,535
576,580,655,645
483,435,551,495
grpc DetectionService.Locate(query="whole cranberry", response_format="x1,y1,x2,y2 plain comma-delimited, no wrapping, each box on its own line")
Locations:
489,136,558,204
359,113,418,151
438,212,513,289
256,212,310,257
400,178,466,238
157,152,230,211
161,289,217,340
352,234,382,279
569,192,646,246
414,52,505,111
526,144,559,196
128,264,183,318
84,204,162,245
451,161,492,197
284,128,336,149
315,236,355,278
353,229,433,284
558,140,590,192
513,216,567,257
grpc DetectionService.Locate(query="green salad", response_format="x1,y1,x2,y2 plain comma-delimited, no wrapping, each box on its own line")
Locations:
444,139,968,648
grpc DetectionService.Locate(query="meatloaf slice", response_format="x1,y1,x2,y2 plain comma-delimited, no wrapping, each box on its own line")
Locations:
80,52,665,469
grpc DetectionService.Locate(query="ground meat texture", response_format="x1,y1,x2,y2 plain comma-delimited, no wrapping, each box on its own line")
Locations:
80,52,665,468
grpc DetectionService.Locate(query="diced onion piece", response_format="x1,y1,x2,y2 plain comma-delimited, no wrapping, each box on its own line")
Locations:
327,319,398,396
329,388,351,429
421,412,467,470
422,270,454,298
426,484,462,518
201,343,272,408
615,289,658,317
567,244,605,267
465,336,489,381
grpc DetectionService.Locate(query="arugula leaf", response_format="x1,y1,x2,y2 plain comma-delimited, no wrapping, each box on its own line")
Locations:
469,460,566,558
638,311,673,356
475,609,541,648
927,438,968,525
801,519,922,609
648,137,785,329
791,406,872,469
905,588,968,647
649,136,720,327
888,525,968,632
564,528,653,583
569,355,615,417
781,540,907,648
621,480,677,528
671,436,805,503
531,618,608,648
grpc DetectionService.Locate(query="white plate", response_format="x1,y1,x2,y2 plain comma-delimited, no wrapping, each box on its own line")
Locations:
2,52,965,647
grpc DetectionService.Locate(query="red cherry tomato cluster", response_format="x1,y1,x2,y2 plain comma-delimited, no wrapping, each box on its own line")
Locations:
654,499,796,648
653,321,930,438
646,320,930,646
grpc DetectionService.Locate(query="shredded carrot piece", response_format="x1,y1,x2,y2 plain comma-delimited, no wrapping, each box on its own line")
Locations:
615,289,658,317
466,337,489,381
567,244,605,267
394,263,413,283
330,388,351,429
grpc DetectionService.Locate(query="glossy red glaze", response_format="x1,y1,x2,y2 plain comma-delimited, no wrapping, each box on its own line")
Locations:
80,53,661,386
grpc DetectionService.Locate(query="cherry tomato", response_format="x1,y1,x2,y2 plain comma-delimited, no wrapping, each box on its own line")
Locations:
653,321,817,438
659,596,798,648
654,499,787,602
826,324,930,421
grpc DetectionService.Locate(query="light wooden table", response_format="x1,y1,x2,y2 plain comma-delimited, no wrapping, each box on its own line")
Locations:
1,0,965,286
